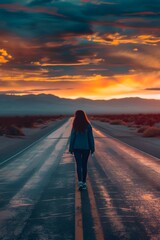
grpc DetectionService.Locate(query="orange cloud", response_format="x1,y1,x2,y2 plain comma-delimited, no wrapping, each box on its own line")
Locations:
86,33,160,46
32,57,104,67
0,49,12,63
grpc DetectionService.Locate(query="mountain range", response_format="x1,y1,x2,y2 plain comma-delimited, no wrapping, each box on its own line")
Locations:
0,94,160,115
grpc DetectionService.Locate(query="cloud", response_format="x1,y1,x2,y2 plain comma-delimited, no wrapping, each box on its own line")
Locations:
0,0,160,99
0,80,11,87
0,49,12,63
0,87,74,95
110,48,160,71
0,70,160,99
81,0,116,4
0,4,64,17
32,57,104,66
1,0,159,41
85,33,160,46
145,88,160,91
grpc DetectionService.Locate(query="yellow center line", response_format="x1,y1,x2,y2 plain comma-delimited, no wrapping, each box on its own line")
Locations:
75,183,83,240
87,177,105,240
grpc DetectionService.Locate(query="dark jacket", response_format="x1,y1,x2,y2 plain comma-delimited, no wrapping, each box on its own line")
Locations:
69,124,95,153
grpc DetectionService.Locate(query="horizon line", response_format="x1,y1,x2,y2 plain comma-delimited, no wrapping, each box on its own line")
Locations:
0,93,160,101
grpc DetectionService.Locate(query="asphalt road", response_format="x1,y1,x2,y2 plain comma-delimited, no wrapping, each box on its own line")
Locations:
0,119,159,240
91,120,160,159
0,118,68,165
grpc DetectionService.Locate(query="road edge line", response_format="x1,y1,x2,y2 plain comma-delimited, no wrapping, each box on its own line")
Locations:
0,119,68,167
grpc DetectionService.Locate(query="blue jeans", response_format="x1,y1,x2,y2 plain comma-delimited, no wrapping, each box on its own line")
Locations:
74,149,90,182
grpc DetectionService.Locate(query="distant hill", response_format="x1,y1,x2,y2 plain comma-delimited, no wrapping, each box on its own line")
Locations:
0,94,160,115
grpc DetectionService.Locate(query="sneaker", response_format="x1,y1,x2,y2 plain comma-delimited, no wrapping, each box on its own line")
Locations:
82,182,87,190
78,181,83,191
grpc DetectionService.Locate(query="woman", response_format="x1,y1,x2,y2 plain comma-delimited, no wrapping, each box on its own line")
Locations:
69,110,95,190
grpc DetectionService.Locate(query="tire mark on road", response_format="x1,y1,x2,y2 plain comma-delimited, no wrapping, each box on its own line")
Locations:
0,120,71,240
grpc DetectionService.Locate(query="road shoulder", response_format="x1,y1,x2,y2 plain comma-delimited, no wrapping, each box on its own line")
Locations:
92,120,160,159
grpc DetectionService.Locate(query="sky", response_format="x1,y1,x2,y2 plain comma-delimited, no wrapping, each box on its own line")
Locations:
0,0,160,100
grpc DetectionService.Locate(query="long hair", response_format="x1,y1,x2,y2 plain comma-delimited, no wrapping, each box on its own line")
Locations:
73,110,90,132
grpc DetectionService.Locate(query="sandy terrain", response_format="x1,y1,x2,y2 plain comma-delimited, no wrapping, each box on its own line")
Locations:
0,121,55,151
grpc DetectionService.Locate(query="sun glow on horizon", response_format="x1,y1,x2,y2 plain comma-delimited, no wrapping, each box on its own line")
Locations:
0,1,160,102
0,70,160,100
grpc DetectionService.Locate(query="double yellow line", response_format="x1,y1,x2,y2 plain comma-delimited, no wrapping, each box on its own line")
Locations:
75,177,105,240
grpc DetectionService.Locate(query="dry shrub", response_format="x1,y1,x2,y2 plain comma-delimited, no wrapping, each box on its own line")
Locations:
143,127,160,137
110,119,126,125
137,126,149,133
36,118,44,124
89,116,96,120
90,116,110,122
100,118,110,122
6,125,25,136
128,123,141,128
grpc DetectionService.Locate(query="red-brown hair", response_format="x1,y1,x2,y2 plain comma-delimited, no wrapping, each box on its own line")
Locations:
73,110,90,132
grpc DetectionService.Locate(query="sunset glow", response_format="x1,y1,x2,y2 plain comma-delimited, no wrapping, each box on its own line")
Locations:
0,0,160,100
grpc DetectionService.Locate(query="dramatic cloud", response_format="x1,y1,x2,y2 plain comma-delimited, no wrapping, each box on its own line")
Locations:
0,0,160,99
0,49,12,63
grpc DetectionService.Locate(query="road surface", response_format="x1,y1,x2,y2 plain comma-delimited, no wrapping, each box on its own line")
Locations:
0,119,159,240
